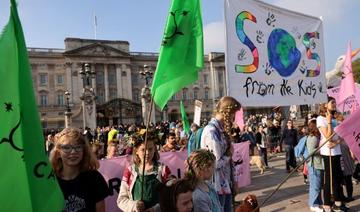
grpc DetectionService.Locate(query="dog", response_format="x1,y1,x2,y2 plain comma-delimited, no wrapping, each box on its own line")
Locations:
250,155,266,174
236,194,259,212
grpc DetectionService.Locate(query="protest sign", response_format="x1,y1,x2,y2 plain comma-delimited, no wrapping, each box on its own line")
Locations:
225,0,327,106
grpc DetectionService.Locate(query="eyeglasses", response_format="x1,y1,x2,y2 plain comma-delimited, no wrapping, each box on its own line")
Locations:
60,144,84,153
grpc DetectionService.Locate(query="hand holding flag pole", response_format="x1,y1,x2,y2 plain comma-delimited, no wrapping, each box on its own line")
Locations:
140,91,155,201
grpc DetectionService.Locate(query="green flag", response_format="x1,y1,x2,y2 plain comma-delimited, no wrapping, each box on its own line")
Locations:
180,101,190,134
0,1,64,211
151,0,204,109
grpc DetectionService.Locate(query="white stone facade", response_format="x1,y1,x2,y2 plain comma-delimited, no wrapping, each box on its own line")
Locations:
29,38,226,129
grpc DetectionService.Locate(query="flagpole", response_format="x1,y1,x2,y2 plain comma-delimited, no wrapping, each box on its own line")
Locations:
140,91,155,201
251,132,336,212
93,13,97,39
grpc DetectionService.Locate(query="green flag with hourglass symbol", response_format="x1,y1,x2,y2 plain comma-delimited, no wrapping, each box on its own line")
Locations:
151,0,204,109
0,1,64,211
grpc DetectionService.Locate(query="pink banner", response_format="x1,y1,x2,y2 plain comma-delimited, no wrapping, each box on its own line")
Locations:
327,84,360,113
98,151,188,212
99,144,251,212
232,142,251,188
235,108,245,131
335,108,360,161
338,42,356,104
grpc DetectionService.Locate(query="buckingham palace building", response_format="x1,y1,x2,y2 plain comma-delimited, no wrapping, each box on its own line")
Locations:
29,38,227,129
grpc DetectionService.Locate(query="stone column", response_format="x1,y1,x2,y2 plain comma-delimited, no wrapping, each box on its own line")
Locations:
64,111,72,128
123,64,131,100
104,64,109,102
76,63,84,104
81,90,97,130
91,63,97,94
141,87,156,125
116,64,122,98
65,62,73,101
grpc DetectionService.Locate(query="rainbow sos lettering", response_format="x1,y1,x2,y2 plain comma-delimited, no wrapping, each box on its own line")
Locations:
234,11,321,78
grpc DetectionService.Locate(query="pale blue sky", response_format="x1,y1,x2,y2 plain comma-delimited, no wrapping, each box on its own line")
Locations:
0,0,359,71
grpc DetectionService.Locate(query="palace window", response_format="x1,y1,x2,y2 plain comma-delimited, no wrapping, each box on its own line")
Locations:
109,88,117,100
182,89,188,100
57,94,64,106
108,65,117,85
39,73,47,86
219,87,224,97
40,93,48,106
57,75,64,85
97,89,105,104
204,74,208,84
204,88,209,100
193,88,199,100
218,72,223,84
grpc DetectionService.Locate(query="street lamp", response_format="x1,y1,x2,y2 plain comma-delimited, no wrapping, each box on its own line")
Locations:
64,91,72,128
140,64,153,88
163,104,168,122
139,64,155,124
79,63,97,130
140,65,153,103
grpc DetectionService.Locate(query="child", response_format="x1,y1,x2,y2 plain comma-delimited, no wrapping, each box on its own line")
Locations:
106,139,119,159
200,96,241,212
50,128,109,212
158,178,194,212
185,149,222,212
117,131,171,212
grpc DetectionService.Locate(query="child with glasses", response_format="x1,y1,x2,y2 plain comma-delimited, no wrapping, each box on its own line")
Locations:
185,149,222,212
117,130,171,212
50,128,109,212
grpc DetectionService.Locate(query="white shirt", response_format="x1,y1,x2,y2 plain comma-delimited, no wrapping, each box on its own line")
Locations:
316,116,341,156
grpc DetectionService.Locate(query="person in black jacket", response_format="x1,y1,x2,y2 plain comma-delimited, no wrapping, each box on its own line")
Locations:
255,124,268,167
280,119,298,172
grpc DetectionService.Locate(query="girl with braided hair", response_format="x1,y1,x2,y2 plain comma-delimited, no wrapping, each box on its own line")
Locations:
185,149,222,212
200,96,241,212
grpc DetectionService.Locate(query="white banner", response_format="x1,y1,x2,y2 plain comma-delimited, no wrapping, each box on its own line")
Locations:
193,100,203,126
225,0,327,106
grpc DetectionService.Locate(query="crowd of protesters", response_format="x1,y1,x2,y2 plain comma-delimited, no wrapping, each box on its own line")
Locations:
43,95,360,212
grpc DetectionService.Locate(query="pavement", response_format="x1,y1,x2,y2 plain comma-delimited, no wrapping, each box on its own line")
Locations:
235,153,360,211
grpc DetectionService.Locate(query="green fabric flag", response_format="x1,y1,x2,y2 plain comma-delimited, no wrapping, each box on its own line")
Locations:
151,0,204,109
180,101,190,134
0,1,64,211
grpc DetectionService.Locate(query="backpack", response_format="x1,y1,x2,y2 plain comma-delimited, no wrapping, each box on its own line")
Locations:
187,127,204,156
294,136,309,162
187,121,219,155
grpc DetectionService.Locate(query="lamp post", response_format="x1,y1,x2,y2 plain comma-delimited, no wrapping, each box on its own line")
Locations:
79,63,97,130
140,65,153,88
64,91,72,128
163,104,168,122
140,64,156,124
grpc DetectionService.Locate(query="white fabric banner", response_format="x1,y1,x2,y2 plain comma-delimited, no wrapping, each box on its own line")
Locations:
225,0,327,106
